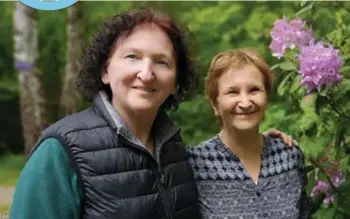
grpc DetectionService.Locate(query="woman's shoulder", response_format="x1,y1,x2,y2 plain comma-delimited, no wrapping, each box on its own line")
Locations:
186,135,220,155
43,107,106,134
264,135,305,166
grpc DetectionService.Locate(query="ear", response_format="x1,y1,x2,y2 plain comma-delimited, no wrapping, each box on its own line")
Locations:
211,100,219,116
101,63,109,85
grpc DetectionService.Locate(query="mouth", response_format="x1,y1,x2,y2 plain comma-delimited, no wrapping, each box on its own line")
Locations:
133,86,156,93
233,111,257,116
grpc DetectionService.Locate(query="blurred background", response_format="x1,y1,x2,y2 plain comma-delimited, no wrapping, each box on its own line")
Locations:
0,1,349,218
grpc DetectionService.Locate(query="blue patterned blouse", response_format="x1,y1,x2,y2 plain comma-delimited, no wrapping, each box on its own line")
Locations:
187,135,311,219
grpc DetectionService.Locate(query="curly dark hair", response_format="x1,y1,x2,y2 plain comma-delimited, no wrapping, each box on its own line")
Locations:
77,8,199,110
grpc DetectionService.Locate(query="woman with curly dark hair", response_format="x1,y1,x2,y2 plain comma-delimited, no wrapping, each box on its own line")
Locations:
10,8,201,219
76,9,198,110
10,8,294,219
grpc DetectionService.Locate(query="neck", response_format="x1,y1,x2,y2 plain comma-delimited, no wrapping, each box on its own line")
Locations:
219,126,263,157
112,101,158,147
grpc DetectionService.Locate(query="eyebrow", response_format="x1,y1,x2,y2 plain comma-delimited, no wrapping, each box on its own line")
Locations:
225,83,265,89
123,47,173,60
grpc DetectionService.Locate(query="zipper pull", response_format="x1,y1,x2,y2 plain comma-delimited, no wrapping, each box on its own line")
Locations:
160,174,166,184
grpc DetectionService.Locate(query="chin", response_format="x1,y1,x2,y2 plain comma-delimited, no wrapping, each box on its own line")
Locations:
231,121,260,131
131,104,156,112
129,100,161,112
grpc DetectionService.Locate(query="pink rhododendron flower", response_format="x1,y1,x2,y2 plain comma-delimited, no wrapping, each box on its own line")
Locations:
270,17,313,59
298,41,342,92
311,180,330,195
311,169,344,205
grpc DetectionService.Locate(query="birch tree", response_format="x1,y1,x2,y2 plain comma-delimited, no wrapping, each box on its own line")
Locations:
13,2,48,155
60,2,83,115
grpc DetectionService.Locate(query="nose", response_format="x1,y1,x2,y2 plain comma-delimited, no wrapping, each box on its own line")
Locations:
238,94,253,110
137,59,154,83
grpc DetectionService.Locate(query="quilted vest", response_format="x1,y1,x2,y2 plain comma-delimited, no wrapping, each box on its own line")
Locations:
33,94,201,219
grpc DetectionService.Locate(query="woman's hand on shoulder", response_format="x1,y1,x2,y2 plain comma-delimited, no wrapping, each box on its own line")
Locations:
263,128,299,147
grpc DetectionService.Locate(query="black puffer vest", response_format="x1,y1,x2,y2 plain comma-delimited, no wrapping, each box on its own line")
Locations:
32,93,201,219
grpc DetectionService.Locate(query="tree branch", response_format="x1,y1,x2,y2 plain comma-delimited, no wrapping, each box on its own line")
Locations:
310,158,338,192
324,96,350,120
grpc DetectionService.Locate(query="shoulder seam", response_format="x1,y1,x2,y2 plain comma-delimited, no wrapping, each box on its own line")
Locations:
64,124,111,136
29,134,86,213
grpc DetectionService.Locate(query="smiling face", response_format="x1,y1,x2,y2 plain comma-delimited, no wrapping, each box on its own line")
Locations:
212,65,268,132
101,23,177,116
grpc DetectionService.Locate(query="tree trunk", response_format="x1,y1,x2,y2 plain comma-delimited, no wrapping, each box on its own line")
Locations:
60,2,83,116
13,2,48,156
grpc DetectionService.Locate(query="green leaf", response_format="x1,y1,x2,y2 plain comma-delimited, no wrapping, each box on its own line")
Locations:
279,61,297,71
334,120,346,147
316,161,335,169
319,88,329,97
277,73,294,96
312,207,337,219
270,63,280,71
284,48,300,61
339,78,350,90
299,112,318,132
289,75,302,93
300,0,309,7
300,135,325,158
336,181,350,215
296,2,314,16
300,92,318,112
337,180,350,192
311,193,326,214
306,170,316,195
339,157,350,172
305,165,315,173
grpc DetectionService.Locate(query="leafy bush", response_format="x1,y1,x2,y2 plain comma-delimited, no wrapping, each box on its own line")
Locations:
268,2,350,218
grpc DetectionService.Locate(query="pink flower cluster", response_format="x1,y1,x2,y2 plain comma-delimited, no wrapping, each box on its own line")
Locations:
298,41,343,92
311,169,344,205
270,17,343,92
269,17,313,59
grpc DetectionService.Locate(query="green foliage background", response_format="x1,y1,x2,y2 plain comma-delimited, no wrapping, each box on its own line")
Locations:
0,1,349,218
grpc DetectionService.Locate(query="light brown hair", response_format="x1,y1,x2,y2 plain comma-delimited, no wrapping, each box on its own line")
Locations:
205,48,273,104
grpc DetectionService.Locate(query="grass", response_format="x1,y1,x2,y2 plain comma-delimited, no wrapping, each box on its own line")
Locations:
0,204,10,215
0,154,26,186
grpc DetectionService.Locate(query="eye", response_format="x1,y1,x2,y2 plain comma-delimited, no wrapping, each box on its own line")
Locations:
227,90,238,95
156,60,169,67
251,87,261,92
125,54,138,59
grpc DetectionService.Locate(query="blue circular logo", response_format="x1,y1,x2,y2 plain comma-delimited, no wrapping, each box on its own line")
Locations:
20,0,78,11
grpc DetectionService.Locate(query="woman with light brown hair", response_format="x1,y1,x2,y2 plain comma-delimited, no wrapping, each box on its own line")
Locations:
187,48,311,219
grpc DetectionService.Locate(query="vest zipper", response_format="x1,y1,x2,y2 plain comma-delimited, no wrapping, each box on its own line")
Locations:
119,132,179,219
155,169,173,219
119,136,158,162
155,130,181,219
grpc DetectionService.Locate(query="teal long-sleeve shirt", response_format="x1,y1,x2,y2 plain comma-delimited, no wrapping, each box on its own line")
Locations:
10,138,82,219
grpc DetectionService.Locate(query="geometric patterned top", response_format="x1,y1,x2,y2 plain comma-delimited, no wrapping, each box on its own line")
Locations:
187,135,311,219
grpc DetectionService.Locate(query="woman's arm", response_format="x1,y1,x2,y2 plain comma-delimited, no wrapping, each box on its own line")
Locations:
9,138,82,219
